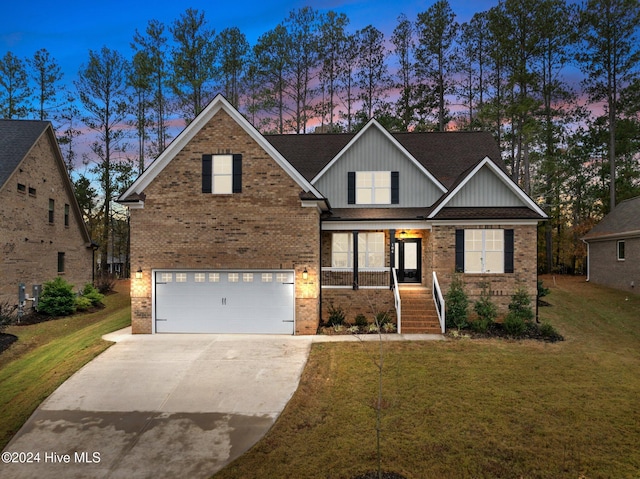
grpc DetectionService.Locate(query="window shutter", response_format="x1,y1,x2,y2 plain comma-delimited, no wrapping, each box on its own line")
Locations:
504,229,514,273
347,172,356,204
202,155,212,193
232,154,242,193
391,171,399,204
455,229,465,273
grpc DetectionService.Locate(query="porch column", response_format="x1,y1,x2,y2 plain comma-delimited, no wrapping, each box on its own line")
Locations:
352,230,359,290
389,229,395,289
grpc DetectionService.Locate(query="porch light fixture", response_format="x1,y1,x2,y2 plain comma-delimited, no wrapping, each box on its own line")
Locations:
135,268,143,279
302,268,308,280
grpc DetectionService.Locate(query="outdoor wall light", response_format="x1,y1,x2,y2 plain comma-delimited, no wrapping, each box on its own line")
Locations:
135,268,143,279
302,268,308,280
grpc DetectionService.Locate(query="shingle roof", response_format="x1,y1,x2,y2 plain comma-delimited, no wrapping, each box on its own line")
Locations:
322,207,430,221
432,207,544,220
264,130,502,189
0,120,50,189
582,196,640,240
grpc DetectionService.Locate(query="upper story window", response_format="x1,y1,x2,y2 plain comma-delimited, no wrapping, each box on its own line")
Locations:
617,241,625,261
202,154,242,194
17,183,26,193
348,171,399,205
64,204,70,227
48,199,55,223
57,252,65,273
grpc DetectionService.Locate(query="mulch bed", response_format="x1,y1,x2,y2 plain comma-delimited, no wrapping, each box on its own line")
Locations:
352,472,408,479
0,333,18,354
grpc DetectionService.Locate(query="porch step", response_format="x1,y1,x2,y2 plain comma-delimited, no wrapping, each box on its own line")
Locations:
399,288,443,334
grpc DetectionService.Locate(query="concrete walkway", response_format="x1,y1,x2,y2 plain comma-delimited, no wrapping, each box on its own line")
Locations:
2,328,443,479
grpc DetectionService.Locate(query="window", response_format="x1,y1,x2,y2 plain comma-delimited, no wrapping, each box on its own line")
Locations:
331,232,385,268
17,183,26,193
48,199,55,223
262,273,273,282
209,273,220,282
195,273,206,282
228,273,239,283
64,204,70,227
57,252,65,273
617,241,625,261
243,273,254,282
29,186,36,196
456,229,514,274
202,154,242,194
348,171,399,205
176,273,187,282
160,272,173,282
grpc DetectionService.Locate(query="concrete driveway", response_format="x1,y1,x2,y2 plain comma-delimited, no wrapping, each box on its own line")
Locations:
2,328,314,479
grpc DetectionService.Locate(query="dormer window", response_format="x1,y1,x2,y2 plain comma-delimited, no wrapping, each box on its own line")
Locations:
348,171,399,205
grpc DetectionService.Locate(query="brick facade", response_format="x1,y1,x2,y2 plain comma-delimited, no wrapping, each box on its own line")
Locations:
431,224,538,317
129,110,321,333
0,130,92,307
587,237,640,293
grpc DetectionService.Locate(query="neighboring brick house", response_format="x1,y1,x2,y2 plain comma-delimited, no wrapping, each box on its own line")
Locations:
0,120,94,309
582,196,640,293
119,95,546,335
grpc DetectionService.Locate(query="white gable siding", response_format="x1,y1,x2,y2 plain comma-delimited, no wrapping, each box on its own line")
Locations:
447,165,526,207
313,126,443,208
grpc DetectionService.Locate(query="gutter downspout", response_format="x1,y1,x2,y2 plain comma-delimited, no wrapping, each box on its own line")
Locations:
582,239,590,282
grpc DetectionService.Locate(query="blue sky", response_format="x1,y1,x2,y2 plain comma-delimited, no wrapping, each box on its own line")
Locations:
2,0,499,84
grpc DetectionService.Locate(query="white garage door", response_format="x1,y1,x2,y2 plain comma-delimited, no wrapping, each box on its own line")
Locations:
154,270,295,334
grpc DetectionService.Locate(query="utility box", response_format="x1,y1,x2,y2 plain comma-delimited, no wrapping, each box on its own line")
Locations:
32,284,42,309
18,283,26,303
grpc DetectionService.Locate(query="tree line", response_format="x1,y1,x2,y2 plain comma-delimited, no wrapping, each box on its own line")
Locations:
1,0,639,275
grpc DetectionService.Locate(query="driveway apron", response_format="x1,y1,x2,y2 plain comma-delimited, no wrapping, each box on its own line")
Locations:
2,329,313,479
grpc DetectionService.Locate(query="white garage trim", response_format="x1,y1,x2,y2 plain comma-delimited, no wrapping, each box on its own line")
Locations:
152,269,295,334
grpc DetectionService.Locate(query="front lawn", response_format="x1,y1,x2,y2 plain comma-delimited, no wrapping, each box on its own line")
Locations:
0,281,131,449
215,275,640,479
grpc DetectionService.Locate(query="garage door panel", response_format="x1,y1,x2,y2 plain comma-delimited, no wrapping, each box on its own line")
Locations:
154,270,294,334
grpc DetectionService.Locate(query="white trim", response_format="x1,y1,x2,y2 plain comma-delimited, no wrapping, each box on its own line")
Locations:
119,94,324,204
617,240,626,261
427,157,547,219
322,220,430,231
310,119,447,193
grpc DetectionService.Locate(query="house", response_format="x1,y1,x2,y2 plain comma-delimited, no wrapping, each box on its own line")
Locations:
582,196,640,293
118,95,546,335
0,120,94,309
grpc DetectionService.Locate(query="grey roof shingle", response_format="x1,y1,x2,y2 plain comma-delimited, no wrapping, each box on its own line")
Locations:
0,120,50,189
582,196,640,240
264,130,502,189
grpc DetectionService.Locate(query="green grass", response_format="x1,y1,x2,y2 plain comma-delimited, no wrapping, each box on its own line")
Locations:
0,283,131,449
215,276,640,479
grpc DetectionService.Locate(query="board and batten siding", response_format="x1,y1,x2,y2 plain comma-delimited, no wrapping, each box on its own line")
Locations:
447,166,525,207
313,126,443,208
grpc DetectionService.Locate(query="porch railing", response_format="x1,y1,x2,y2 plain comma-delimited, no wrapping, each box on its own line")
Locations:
432,271,446,333
392,267,401,334
321,267,390,288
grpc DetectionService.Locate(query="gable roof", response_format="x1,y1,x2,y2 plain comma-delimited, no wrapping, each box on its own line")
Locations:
0,119,92,245
428,157,547,219
265,124,502,190
0,119,50,189
582,196,640,241
119,94,324,204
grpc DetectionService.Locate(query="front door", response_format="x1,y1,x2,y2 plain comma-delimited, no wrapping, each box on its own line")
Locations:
395,239,421,283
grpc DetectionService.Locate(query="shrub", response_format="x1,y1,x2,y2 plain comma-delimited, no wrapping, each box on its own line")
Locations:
81,283,104,306
472,283,497,333
504,312,526,336
445,274,469,329
74,296,93,311
537,279,550,298
95,272,116,294
375,311,391,327
508,285,535,322
327,304,346,327
539,321,562,340
0,301,17,333
382,322,396,333
354,314,368,328
38,277,76,317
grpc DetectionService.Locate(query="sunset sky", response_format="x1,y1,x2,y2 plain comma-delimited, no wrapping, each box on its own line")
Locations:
3,0,499,84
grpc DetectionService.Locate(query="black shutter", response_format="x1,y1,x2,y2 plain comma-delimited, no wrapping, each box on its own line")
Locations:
391,171,399,204
455,229,465,273
504,229,514,273
232,154,242,193
202,154,212,193
347,172,356,204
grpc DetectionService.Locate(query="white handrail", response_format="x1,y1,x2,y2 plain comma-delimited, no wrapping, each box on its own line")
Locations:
432,271,446,333
392,267,401,334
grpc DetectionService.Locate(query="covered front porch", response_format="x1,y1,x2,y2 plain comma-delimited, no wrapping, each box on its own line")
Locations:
319,225,445,333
